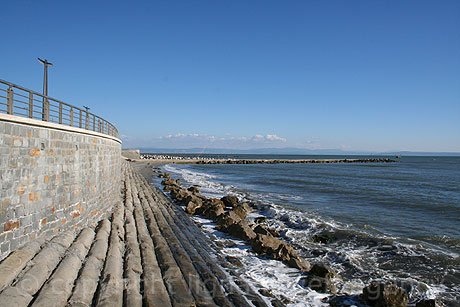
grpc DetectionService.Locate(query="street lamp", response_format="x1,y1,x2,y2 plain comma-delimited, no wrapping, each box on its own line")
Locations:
38,58,53,121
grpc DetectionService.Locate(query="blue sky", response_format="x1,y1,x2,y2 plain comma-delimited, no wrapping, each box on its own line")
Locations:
2,0,459,152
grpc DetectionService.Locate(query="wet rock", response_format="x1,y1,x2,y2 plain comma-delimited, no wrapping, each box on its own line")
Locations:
416,299,444,307
226,221,257,241
327,294,367,307
254,216,268,224
254,225,271,236
312,233,335,244
251,234,281,255
187,186,200,194
361,282,409,307
258,288,275,298
232,205,249,220
287,256,310,272
268,228,280,237
221,195,239,207
309,263,337,279
196,198,226,220
216,211,243,230
300,275,337,294
225,256,243,267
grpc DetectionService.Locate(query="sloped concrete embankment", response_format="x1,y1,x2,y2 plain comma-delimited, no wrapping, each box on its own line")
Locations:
0,161,269,307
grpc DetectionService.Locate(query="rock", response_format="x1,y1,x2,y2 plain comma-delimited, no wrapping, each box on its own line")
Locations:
362,282,409,307
187,186,200,194
327,294,367,307
196,198,225,220
216,211,243,230
225,256,243,267
170,189,191,202
226,221,257,241
163,184,179,192
287,256,310,272
300,275,337,294
185,201,202,215
254,225,271,236
416,300,443,307
268,228,280,237
254,216,268,224
221,195,239,207
161,178,179,186
251,234,282,255
309,263,337,279
232,206,248,220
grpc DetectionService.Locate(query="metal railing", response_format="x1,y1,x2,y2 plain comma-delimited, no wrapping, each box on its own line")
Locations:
0,79,118,138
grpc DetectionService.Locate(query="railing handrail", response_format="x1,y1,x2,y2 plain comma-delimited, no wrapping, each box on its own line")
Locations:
0,79,118,138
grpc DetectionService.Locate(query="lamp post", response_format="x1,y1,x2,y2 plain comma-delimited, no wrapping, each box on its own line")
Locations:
38,58,53,121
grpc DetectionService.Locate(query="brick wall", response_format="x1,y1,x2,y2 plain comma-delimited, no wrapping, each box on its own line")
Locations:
0,114,122,260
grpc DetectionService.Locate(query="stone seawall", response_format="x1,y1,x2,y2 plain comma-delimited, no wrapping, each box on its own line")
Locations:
0,114,122,260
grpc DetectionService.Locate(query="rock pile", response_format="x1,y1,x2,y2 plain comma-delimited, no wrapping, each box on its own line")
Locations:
160,171,309,271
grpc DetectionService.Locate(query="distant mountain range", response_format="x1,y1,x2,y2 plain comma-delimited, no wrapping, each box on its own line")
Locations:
130,147,460,156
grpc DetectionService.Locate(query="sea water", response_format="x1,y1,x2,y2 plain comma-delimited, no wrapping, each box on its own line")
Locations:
153,155,460,305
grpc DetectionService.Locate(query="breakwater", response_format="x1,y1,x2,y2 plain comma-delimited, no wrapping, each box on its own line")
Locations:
139,154,396,165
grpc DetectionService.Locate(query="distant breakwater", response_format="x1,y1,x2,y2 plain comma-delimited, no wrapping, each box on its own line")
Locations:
139,154,396,165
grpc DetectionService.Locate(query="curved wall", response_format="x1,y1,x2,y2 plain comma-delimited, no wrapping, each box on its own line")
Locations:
0,114,121,260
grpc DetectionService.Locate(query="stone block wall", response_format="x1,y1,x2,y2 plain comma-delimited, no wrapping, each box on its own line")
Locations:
0,114,122,260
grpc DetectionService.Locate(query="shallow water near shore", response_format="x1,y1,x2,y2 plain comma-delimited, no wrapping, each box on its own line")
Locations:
154,155,460,305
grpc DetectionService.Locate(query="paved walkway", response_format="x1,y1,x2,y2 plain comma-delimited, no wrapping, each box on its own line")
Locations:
0,162,270,307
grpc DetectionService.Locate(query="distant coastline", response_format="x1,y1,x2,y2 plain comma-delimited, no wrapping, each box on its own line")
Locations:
127,147,460,157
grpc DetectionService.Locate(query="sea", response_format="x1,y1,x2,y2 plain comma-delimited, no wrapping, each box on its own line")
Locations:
151,155,460,306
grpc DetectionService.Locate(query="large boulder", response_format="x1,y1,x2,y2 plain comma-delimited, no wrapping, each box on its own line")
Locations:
170,188,191,203
221,195,239,208
216,211,243,230
251,234,309,271
196,198,226,220
361,282,409,307
251,234,282,255
226,221,257,241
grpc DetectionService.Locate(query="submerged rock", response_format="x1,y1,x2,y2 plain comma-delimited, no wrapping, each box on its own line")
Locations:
415,299,444,307
361,282,409,307
309,263,338,280
300,275,337,294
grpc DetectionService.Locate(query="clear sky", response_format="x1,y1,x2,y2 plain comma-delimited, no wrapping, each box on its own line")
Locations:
2,0,459,152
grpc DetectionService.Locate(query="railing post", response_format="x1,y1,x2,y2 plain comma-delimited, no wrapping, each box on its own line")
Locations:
42,98,49,121
93,115,96,131
70,108,74,126
85,111,89,129
79,109,82,128
28,92,33,118
59,103,63,124
7,86,14,114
